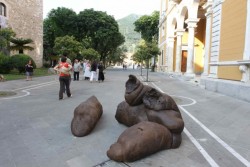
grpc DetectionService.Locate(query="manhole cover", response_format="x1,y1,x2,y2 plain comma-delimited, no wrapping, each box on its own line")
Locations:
0,91,17,97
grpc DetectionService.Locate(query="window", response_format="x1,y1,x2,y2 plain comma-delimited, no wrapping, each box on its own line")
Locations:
0,3,6,17
162,26,165,37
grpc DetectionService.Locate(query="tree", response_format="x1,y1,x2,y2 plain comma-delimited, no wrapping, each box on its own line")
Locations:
81,48,100,61
106,47,127,66
134,11,159,42
47,7,77,37
0,28,16,55
77,9,125,64
53,35,83,60
43,7,78,62
10,37,34,54
44,7,125,66
134,11,160,72
133,40,160,80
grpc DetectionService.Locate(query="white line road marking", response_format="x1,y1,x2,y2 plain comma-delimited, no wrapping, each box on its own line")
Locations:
149,82,219,167
180,105,250,167
13,80,57,91
0,81,57,100
0,90,30,100
151,79,250,167
184,128,219,167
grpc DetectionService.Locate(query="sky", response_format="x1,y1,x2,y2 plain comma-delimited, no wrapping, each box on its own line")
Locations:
43,0,160,20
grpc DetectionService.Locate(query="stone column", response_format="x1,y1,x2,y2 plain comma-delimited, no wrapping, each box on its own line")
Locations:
185,18,199,77
167,36,175,72
175,29,185,73
202,1,213,76
241,0,250,82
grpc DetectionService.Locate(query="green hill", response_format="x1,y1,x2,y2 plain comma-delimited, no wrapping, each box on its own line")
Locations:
117,14,141,53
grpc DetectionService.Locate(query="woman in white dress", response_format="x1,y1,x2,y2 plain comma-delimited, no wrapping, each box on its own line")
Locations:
83,60,91,80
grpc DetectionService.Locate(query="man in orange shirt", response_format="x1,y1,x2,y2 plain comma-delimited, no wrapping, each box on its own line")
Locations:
54,56,72,100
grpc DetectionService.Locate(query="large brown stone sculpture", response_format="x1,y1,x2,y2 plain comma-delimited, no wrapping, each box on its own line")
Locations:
107,121,172,162
110,74,185,161
71,96,103,137
115,101,148,126
143,88,184,148
143,88,180,112
125,75,152,106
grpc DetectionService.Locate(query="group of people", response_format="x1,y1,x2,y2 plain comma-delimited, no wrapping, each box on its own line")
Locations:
53,53,105,100
82,60,105,83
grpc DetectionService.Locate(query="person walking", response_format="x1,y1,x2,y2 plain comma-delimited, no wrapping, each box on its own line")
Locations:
83,60,91,80
90,60,97,83
54,56,72,100
73,59,81,81
98,61,105,82
25,60,34,81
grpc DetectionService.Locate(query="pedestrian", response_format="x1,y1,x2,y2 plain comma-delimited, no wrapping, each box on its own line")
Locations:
73,59,81,81
54,56,72,100
83,60,91,80
90,60,97,83
98,61,105,82
25,60,34,81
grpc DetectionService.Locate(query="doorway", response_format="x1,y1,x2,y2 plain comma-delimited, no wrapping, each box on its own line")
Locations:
181,50,187,72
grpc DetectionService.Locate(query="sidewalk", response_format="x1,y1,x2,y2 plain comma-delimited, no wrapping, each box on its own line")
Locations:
0,68,249,167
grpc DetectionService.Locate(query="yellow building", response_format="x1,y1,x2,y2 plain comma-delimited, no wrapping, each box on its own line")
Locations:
158,0,250,102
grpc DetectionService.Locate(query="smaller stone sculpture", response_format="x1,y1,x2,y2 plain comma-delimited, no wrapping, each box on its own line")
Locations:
107,121,172,162
71,96,103,137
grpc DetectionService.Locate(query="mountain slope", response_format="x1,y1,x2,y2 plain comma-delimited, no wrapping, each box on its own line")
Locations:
117,14,141,53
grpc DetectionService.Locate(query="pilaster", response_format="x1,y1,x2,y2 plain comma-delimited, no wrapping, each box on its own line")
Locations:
202,0,213,76
184,18,199,77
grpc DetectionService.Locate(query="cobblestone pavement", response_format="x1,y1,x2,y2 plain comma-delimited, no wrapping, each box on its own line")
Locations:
0,68,250,167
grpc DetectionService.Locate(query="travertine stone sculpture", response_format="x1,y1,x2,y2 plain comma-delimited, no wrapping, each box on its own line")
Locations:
107,121,172,162
115,101,148,127
71,96,103,137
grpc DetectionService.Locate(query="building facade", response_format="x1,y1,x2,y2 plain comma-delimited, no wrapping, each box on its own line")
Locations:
158,0,250,102
0,0,43,67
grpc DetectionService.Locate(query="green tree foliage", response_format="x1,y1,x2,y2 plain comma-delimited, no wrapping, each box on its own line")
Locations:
81,48,100,61
47,7,77,37
43,7,77,61
53,35,83,60
0,28,16,55
77,9,125,64
0,52,13,73
134,11,159,42
106,47,127,66
117,14,141,53
10,38,34,54
11,54,36,73
133,40,160,66
44,8,125,66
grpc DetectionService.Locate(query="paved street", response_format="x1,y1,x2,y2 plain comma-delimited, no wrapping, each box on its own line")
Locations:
0,68,250,167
